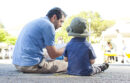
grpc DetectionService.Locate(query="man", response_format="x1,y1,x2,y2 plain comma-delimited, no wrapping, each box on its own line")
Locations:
13,7,67,73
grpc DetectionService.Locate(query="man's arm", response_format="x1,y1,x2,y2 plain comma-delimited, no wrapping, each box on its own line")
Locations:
46,46,64,59
90,59,95,64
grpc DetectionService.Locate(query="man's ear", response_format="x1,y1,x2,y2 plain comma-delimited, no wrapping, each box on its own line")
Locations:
50,14,57,22
53,14,57,20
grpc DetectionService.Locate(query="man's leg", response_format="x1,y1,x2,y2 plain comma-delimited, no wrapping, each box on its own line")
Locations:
14,59,68,73
15,65,40,73
38,59,68,73
39,48,68,73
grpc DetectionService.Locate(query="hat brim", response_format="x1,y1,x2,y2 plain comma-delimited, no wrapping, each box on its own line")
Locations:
68,31,89,37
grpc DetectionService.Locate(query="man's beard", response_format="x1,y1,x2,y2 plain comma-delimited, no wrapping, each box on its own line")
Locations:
54,25,58,30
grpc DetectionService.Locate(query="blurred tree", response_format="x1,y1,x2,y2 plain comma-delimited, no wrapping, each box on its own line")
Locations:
0,29,8,42
0,23,17,45
55,11,115,43
5,36,17,45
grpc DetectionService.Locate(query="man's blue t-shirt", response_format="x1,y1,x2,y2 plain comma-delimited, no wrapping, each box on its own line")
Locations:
63,37,96,76
13,16,55,66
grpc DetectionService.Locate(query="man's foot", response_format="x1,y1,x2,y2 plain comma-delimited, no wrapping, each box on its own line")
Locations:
98,63,109,71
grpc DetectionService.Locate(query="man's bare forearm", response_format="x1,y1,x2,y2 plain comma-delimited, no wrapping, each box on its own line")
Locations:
46,46,65,59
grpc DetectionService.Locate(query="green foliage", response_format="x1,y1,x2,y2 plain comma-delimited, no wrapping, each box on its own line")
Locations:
0,29,8,42
92,20,115,37
5,36,17,45
55,11,115,43
0,28,17,45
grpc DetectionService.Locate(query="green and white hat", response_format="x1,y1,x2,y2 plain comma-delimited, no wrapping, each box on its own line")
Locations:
66,17,89,37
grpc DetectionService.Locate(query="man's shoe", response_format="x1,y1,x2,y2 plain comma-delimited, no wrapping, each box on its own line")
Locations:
99,63,109,71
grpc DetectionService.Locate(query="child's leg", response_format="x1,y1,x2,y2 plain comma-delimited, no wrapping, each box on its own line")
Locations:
91,63,109,75
90,65,102,75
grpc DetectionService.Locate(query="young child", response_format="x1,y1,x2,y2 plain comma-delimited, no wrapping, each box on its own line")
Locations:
63,17,109,76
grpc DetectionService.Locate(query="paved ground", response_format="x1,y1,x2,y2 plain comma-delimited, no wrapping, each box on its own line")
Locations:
0,60,130,83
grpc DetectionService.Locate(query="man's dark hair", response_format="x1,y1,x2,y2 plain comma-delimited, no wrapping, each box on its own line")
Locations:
46,7,67,20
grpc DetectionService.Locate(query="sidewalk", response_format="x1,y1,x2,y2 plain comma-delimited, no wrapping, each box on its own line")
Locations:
0,59,130,83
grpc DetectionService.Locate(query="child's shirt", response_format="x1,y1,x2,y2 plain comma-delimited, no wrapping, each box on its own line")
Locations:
63,37,96,76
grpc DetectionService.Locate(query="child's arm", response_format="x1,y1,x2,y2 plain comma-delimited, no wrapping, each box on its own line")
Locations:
64,56,68,62
90,59,95,64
